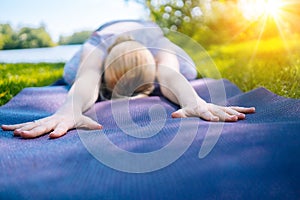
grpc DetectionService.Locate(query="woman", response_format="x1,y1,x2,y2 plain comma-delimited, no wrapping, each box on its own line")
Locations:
1,20,255,139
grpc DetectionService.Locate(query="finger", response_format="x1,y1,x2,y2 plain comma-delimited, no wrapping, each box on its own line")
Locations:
172,109,219,122
171,109,187,118
199,111,219,122
222,107,246,119
210,107,238,122
78,116,103,130
13,122,40,136
229,106,256,113
49,124,69,139
15,118,56,137
19,124,53,138
1,122,32,131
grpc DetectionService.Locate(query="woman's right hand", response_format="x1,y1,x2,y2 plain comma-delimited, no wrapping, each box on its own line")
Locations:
1,113,102,139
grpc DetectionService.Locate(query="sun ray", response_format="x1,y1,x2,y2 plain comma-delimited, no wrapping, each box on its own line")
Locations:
238,0,287,21
236,0,300,64
265,0,285,18
272,10,291,54
249,14,269,63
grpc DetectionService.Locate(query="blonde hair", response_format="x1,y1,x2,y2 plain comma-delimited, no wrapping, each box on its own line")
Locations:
103,36,156,99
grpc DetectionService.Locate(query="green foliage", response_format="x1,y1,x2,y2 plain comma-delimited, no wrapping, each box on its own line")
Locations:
17,26,54,48
0,24,16,49
59,31,92,45
206,37,300,99
0,34,4,49
130,0,249,47
0,24,55,50
167,29,299,99
130,0,300,48
0,63,64,105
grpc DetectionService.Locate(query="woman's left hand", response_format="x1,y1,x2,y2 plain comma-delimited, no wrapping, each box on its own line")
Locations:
171,102,255,122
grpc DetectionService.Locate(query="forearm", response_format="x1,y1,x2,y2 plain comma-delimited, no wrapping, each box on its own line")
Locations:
57,70,101,115
156,51,205,108
156,51,255,121
158,66,205,108
57,43,103,115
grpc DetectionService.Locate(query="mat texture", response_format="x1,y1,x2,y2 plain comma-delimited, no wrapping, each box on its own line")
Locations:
0,78,299,199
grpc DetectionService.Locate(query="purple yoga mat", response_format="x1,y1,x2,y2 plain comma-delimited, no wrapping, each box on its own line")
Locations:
0,78,299,199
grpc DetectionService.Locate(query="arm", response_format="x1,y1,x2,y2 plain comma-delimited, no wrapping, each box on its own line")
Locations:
156,51,255,121
1,43,104,138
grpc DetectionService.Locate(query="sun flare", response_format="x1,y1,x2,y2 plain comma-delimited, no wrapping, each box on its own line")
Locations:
237,0,295,65
238,0,285,21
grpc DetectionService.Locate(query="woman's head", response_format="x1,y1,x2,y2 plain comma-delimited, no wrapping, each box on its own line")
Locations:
103,36,156,99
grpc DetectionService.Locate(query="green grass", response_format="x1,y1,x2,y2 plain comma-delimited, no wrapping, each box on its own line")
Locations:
207,38,300,98
0,37,299,107
171,34,300,99
0,63,64,106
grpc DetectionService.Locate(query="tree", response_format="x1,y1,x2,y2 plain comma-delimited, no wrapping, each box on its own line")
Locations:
0,34,4,49
127,0,250,47
0,24,55,49
0,24,18,49
58,31,92,45
127,0,300,47
16,27,54,49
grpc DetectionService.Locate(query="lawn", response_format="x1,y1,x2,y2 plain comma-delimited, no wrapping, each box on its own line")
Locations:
173,35,300,99
0,37,299,106
208,38,300,98
0,63,64,106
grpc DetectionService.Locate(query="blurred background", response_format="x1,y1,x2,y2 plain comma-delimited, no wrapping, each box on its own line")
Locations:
1,0,299,49
0,0,146,47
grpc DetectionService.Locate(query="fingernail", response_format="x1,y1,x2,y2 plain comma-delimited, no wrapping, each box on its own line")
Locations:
20,131,30,137
49,132,57,139
212,116,219,121
49,132,56,136
21,131,29,134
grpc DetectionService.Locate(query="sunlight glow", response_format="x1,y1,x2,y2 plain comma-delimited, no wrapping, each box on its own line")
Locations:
238,0,285,21
265,0,284,17
237,0,292,59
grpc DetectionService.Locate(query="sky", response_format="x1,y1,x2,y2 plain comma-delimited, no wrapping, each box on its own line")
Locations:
0,0,148,42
